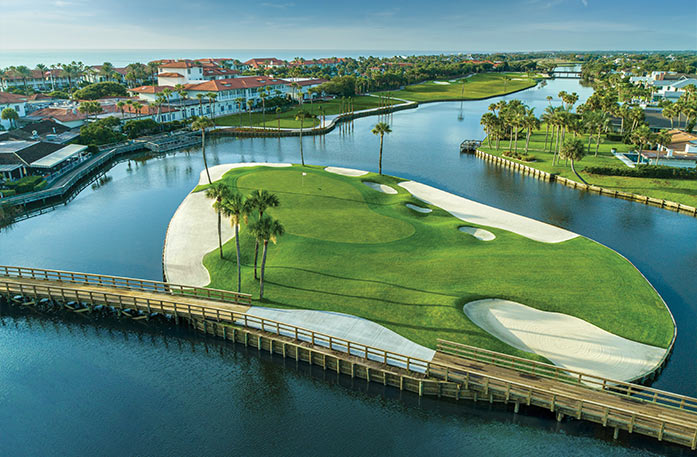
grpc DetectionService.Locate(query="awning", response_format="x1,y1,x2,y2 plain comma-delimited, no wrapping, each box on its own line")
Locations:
0,164,22,172
30,144,87,169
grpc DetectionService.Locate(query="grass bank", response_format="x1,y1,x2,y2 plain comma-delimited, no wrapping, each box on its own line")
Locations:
215,96,401,129
479,126,697,208
392,72,543,102
196,165,673,359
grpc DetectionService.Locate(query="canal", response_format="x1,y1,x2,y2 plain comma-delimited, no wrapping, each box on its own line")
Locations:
1,74,695,456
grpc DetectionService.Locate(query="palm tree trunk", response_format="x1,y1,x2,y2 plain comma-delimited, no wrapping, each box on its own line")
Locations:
525,130,531,154
235,223,241,293
587,134,593,155
379,134,384,174
513,127,519,153
253,241,260,280
543,124,549,151
570,159,588,184
217,209,223,259
596,129,602,156
259,240,268,300
299,119,304,166
201,130,211,184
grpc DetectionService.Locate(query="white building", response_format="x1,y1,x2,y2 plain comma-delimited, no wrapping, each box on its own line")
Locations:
0,92,27,130
283,78,328,101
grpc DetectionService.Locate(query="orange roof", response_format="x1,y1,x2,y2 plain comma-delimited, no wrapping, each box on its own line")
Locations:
185,76,287,92
128,85,175,94
159,60,201,69
0,92,28,104
29,107,86,122
158,72,185,78
243,58,286,68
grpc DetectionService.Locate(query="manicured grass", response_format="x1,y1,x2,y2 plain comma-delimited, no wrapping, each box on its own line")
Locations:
215,96,401,129
479,126,697,208
198,166,674,360
392,72,543,102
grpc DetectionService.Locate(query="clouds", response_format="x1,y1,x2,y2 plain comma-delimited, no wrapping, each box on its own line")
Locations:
0,0,694,51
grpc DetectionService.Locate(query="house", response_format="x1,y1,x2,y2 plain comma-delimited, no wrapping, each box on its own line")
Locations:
243,58,287,70
283,78,328,101
157,60,205,85
25,106,88,128
0,92,27,130
7,120,79,144
0,69,71,91
658,129,697,155
655,78,697,100
0,140,88,181
85,66,129,84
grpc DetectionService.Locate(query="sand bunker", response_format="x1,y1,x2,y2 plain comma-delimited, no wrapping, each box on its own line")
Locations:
433,81,450,85
406,203,432,213
463,299,666,382
399,181,577,243
459,226,495,241
363,181,398,194
325,166,369,177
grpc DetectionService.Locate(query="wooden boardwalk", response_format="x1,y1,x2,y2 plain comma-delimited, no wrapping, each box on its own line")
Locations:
1,265,696,450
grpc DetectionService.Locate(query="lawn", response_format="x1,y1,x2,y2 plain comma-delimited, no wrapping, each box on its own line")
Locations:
479,126,697,208
197,165,674,360
215,96,401,129
391,72,543,102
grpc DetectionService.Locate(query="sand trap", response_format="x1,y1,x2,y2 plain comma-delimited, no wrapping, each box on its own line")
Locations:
164,163,292,286
363,181,398,194
406,203,432,213
399,181,577,243
459,226,495,241
243,307,435,371
325,166,369,177
433,81,450,85
464,299,666,382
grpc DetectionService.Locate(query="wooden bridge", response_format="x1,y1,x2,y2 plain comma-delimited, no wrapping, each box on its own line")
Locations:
552,70,582,79
1,264,695,450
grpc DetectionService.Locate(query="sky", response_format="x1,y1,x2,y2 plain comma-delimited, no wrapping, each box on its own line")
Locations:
0,0,695,52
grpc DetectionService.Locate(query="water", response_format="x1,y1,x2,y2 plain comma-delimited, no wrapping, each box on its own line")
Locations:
1,76,696,455
0,49,455,69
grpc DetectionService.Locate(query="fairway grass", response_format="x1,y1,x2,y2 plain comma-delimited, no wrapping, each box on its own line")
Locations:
198,165,674,361
392,72,542,102
479,126,697,208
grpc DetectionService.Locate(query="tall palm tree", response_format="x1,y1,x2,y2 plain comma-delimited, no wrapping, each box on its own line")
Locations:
116,101,126,119
191,116,215,184
662,103,676,130
99,62,114,81
222,193,251,293
276,106,282,136
207,93,218,124
259,87,267,129
206,182,232,259
162,88,173,114
560,138,588,184
295,110,315,166
14,65,32,95
235,97,245,129
522,110,540,154
655,130,673,166
247,190,280,280
371,122,392,174
196,93,205,117
249,215,285,300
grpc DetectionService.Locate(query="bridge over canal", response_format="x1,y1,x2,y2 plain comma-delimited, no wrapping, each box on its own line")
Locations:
1,265,695,450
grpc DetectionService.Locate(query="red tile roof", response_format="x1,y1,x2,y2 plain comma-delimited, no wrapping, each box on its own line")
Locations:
0,92,28,104
128,85,176,94
159,60,202,69
29,107,87,123
158,72,185,78
203,67,240,77
243,58,286,68
184,76,287,92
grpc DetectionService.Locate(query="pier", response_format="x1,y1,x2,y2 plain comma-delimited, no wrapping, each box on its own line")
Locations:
1,264,695,450
460,139,482,153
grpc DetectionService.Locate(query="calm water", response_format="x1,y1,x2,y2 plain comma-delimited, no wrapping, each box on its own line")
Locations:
1,75,696,456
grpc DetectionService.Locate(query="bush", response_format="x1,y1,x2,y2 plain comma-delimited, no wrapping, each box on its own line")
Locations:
0,189,16,197
73,82,127,100
503,151,536,162
79,116,125,145
5,175,46,194
585,165,697,180
123,119,159,139
47,90,70,99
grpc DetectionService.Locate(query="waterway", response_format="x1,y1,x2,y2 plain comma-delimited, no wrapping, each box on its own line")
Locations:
1,73,695,456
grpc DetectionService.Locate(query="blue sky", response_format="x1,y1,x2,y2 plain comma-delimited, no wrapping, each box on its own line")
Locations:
0,0,695,51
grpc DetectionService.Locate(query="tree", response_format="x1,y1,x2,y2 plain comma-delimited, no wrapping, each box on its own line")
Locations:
371,122,392,174
247,189,280,280
191,116,214,184
73,81,128,100
655,130,673,166
662,103,676,130
630,124,654,165
522,110,540,154
276,106,282,136
196,93,205,117
222,192,251,293
259,87,267,129
235,97,245,129
78,101,103,122
295,110,316,166
116,100,126,119
99,62,114,81
13,65,32,95
249,215,285,300
559,138,588,184
1,107,19,129
206,92,218,124
246,99,253,128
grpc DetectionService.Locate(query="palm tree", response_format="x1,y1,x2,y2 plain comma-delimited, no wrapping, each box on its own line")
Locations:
151,99,163,123
14,65,32,95
249,215,285,300
371,122,392,174
162,88,173,113
206,183,232,259
1,107,19,129
99,62,114,81
191,116,215,184
522,110,540,154
560,138,588,184
276,106,282,136
35,64,48,88
295,110,315,166
235,97,245,129
480,112,497,147
222,193,251,293
662,103,676,129
655,131,673,166
630,125,654,165
207,92,218,124
247,190,280,280
259,87,267,129
196,93,205,117
116,100,126,119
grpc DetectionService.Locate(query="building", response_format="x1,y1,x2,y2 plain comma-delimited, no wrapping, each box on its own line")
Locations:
283,78,328,101
6,120,79,144
157,60,205,86
288,58,344,70
243,58,287,70
25,105,88,128
0,92,27,130
0,140,88,181
659,129,697,155
0,69,71,91
629,72,697,100
85,66,129,84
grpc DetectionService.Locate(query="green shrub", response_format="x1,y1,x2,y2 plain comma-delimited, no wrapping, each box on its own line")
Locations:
5,175,46,194
123,119,159,138
585,165,697,180
73,82,127,100
79,116,125,145
0,189,16,197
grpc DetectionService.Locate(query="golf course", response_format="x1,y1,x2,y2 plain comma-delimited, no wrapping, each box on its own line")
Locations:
185,164,674,365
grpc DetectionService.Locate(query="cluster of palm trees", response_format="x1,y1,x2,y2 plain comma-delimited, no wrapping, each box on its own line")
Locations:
660,85,697,130
205,183,284,300
480,99,539,156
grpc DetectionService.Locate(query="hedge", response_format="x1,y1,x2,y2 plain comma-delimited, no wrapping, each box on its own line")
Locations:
585,165,697,180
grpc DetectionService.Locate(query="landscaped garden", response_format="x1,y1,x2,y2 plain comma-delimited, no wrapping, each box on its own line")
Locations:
195,165,674,359
215,96,401,129
391,72,544,102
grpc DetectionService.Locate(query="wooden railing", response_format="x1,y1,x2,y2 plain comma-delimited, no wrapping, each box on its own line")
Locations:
0,265,251,306
438,339,697,414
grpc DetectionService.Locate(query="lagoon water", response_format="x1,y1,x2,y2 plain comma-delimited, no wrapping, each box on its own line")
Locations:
1,74,696,456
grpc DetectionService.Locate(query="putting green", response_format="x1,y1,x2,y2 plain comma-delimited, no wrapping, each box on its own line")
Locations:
199,165,674,359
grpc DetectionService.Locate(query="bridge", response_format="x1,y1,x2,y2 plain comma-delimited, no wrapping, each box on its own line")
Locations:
552,70,582,79
1,264,695,450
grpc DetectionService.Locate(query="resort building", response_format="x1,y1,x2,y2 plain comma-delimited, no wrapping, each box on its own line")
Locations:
84,66,129,84
5,120,79,144
0,69,71,91
25,106,88,128
243,58,287,70
0,92,27,130
283,78,328,101
629,72,697,100
0,140,88,181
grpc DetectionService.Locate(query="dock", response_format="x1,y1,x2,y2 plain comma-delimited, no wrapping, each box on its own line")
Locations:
1,264,695,450
460,139,482,153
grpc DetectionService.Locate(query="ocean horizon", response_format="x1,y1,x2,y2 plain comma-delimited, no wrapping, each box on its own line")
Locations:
0,48,468,68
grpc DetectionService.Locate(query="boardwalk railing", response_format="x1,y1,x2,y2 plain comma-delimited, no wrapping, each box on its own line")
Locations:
438,339,697,414
0,265,251,306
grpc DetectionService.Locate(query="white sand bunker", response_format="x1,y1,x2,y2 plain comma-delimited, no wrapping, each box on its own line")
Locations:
363,181,398,194
433,81,450,85
464,299,667,382
325,166,368,177
406,203,432,213
459,226,495,241
399,181,577,243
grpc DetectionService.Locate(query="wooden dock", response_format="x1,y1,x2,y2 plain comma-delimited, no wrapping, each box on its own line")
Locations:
1,265,695,450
